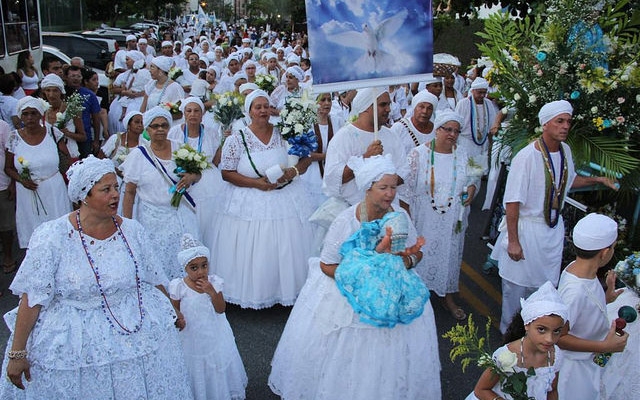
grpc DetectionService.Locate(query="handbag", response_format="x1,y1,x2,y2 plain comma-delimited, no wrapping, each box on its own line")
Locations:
308,196,350,228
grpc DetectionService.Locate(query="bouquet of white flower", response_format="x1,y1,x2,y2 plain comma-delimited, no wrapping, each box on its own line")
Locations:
168,67,183,81
276,94,318,161
255,73,278,94
56,92,86,129
170,144,211,207
212,91,245,131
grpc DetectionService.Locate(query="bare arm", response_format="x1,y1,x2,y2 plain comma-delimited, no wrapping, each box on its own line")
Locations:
221,170,277,191
557,321,627,353
472,368,502,400
572,175,618,191
122,182,137,218
505,201,524,261
6,294,42,390
320,262,338,278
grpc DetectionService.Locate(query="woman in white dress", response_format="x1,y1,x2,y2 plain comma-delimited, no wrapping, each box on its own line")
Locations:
140,56,185,127
3,97,72,248
167,97,225,244
108,50,152,135
120,106,200,280
210,90,316,308
401,111,478,321
269,155,441,400
1,155,192,399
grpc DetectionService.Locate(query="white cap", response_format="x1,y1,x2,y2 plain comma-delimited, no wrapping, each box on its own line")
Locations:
573,213,618,250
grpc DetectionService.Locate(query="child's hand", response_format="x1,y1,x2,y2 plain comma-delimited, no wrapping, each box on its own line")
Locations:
174,310,186,331
605,270,623,304
195,277,216,297
603,320,628,353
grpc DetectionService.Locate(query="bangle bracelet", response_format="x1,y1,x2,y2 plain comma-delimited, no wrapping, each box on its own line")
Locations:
491,396,504,400
291,166,299,178
408,254,418,269
8,350,27,360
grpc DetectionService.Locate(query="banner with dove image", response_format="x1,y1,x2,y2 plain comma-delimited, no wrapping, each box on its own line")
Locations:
306,0,433,92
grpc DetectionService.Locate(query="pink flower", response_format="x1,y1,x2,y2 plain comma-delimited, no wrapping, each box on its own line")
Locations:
617,97,625,104
616,116,625,124
579,63,586,70
537,69,543,77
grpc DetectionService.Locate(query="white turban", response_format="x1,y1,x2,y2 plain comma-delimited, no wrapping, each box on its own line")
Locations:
40,74,65,94
285,66,304,82
161,40,173,48
66,155,116,203
233,71,248,84
538,100,573,125
470,77,489,90
434,110,464,130
179,96,205,113
423,73,442,86
265,52,277,61
214,46,223,53
17,96,49,116
412,91,439,110
244,89,269,113
207,65,221,77
520,281,569,326
184,38,193,45
126,34,137,42
143,106,172,129
226,53,241,64
177,233,210,269
183,45,193,52
126,50,145,70
239,82,259,94
351,87,388,115
138,38,147,44
286,54,300,65
151,56,173,73
347,154,397,191
123,110,143,129
243,60,257,71
573,213,618,250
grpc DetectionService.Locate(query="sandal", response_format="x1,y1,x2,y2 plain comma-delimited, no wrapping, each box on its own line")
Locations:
439,299,467,321
3,262,16,274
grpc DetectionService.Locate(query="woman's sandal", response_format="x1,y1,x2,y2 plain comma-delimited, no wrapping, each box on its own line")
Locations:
3,262,17,274
440,299,467,321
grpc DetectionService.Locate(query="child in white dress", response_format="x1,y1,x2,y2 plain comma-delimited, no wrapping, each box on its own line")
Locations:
466,281,569,400
169,234,248,400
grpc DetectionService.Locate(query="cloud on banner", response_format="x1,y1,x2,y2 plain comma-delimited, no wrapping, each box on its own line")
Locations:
306,0,433,93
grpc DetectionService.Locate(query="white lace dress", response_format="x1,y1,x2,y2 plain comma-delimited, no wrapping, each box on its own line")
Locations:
168,276,247,400
268,205,442,400
210,127,316,308
0,216,193,400
7,129,72,248
120,142,200,281
401,143,476,296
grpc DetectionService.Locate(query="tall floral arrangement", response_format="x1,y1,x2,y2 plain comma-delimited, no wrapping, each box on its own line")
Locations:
276,92,318,159
476,0,639,187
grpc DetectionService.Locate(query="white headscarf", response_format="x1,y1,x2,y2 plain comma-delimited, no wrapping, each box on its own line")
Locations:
244,89,269,113
351,87,388,115
151,56,174,73
285,66,304,82
434,110,464,130
143,106,172,129
179,97,205,113
123,110,143,129
347,154,397,191
40,74,66,95
17,96,49,116
538,100,573,125
177,233,210,269
66,155,116,203
573,213,618,250
239,82,259,94
470,77,489,90
411,91,439,111
520,281,569,326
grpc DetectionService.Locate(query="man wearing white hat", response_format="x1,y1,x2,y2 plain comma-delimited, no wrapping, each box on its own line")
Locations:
390,90,438,157
323,87,407,207
114,34,139,74
557,213,627,399
493,100,618,333
455,77,498,171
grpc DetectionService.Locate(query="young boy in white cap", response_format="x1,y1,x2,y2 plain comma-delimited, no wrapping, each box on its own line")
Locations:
557,213,628,399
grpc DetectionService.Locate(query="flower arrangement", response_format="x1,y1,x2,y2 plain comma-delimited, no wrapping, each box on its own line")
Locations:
162,101,182,116
56,92,86,129
170,144,211,208
276,93,319,159
212,91,245,131
443,315,535,400
255,73,278,94
476,0,639,188
168,67,183,81
17,156,47,215
614,251,640,294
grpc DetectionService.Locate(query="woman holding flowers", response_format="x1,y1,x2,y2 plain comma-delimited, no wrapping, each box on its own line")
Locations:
3,96,72,248
120,106,200,280
400,111,478,321
140,56,185,126
210,90,316,308
269,66,303,115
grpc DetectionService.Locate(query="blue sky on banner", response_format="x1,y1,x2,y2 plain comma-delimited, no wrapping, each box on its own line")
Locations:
306,0,433,93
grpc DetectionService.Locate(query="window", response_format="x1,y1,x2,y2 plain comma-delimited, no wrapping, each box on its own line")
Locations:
2,0,28,54
26,0,40,49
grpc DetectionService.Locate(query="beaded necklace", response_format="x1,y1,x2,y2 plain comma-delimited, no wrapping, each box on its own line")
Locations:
427,139,457,214
183,123,203,152
76,211,145,335
537,137,568,228
358,201,392,223
469,97,489,146
519,336,551,368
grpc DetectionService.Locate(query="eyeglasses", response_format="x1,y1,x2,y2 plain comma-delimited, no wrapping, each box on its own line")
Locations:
148,123,170,130
439,126,461,135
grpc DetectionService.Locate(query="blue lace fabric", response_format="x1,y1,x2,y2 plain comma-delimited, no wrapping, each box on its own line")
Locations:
335,212,430,328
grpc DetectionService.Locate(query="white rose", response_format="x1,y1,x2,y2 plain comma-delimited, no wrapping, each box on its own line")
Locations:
23,160,30,168
614,260,626,273
294,123,304,134
199,161,208,169
528,95,537,103
591,106,598,113
495,349,518,371
176,148,190,159
513,93,521,101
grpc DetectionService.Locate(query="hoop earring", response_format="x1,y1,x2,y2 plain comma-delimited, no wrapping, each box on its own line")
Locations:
82,200,88,206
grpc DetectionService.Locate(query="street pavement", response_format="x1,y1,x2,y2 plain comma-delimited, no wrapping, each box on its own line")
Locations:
0,185,504,399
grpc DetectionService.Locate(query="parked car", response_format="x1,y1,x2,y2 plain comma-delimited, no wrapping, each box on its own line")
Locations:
81,29,132,49
42,32,111,70
42,45,109,89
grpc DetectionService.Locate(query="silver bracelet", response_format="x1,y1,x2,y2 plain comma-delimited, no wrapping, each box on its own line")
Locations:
7,350,27,360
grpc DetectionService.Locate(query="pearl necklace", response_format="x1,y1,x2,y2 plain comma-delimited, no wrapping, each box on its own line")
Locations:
427,139,457,214
76,211,145,335
470,98,489,146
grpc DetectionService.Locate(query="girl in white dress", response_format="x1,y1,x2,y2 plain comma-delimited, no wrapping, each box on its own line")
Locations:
466,281,568,400
169,234,247,400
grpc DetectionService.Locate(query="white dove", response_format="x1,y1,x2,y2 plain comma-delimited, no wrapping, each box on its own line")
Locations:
326,9,409,74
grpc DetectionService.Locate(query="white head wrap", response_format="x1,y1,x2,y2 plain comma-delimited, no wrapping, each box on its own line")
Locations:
538,100,573,125
17,96,49,116
244,89,269,113
286,54,300,65
207,65,221,78
177,233,210,269
184,38,193,45
151,56,173,73
573,213,618,250
233,71,248,84
199,35,208,43
285,66,304,82
423,73,442,86
520,281,569,326
434,110,464,130
351,87,388,115
138,38,148,44
242,38,251,43
226,53,241,64
66,155,116,203
200,57,209,67
126,50,145,69
347,154,397,191
243,60,257,71
412,91,439,110
183,45,193,52
179,96,205,113
123,110,143,129
143,106,172,129
242,48,253,57
470,77,489,90
40,74,65,95
265,52,277,61
239,82,259,94
214,46,223,53
161,40,173,48
126,34,137,42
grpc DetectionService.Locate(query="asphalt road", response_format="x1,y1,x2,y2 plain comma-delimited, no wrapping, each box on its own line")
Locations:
0,186,503,399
